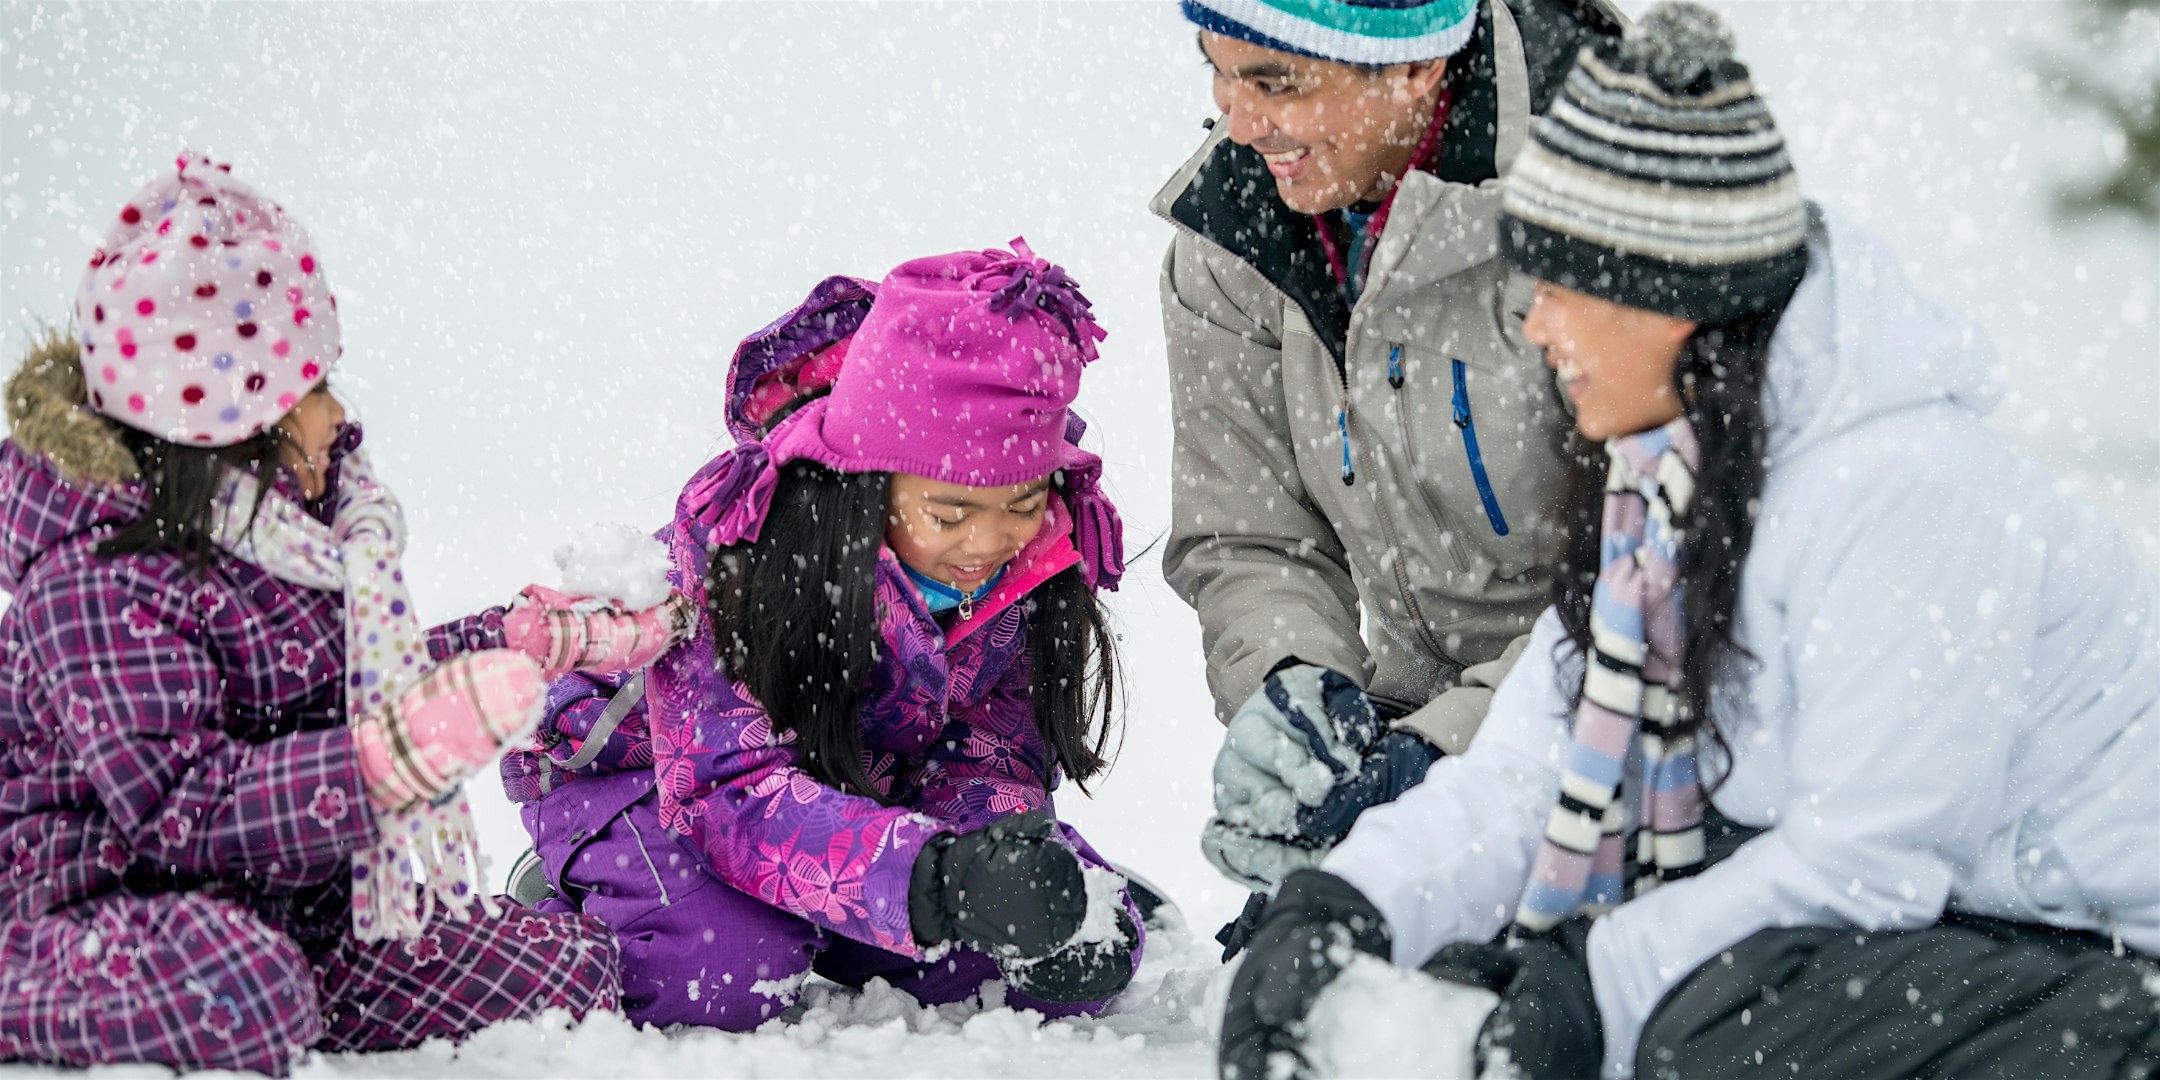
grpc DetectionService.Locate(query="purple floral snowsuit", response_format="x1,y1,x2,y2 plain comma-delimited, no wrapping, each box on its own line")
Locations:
0,438,621,1076
504,452,1142,1031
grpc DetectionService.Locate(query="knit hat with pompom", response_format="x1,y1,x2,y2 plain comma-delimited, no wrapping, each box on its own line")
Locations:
74,152,340,447
1498,1,1808,323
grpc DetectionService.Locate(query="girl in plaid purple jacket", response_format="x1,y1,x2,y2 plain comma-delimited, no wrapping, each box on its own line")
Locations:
0,156,688,1075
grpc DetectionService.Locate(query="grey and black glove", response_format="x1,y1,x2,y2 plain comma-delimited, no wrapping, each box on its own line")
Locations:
1217,869,1391,1080
1205,664,1437,891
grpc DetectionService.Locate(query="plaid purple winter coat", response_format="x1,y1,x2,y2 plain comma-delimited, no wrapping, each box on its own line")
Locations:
0,421,621,1075
503,448,1112,959
0,437,501,923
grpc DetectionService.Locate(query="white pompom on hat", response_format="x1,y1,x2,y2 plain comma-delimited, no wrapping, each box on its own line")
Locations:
74,151,341,447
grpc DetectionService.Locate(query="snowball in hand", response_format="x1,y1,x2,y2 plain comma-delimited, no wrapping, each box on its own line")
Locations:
555,524,672,609
1300,954,1499,1079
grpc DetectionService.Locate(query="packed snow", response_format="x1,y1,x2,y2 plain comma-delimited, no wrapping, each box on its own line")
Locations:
1301,955,1502,1080
1075,862,1138,948
554,524,674,610
7,917,1227,1080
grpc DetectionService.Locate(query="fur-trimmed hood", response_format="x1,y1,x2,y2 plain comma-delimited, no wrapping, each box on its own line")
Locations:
5,333,138,487
1,335,151,591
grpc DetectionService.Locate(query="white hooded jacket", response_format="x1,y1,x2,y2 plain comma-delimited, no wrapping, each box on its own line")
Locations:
1322,207,2160,1076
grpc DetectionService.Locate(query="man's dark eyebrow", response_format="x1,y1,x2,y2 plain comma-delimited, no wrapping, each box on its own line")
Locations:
1197,32,1298,81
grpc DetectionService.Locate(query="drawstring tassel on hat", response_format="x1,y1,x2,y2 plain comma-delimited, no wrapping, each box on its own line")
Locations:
1051,446,1126,592
974,237,1108,362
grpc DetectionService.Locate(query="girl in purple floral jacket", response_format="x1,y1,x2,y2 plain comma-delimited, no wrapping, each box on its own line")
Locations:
504,243,1144,1031
0,155,689,1075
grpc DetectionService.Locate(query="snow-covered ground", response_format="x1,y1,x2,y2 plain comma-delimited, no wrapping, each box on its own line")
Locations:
2,1,2156,1077
1,917,1224,1080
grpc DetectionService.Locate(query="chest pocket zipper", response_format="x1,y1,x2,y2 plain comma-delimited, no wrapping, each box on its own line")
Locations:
1386,344,1469,574
1451,358,1511,537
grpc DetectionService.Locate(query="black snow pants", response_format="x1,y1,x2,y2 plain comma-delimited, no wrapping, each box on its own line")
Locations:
1636,913,2160,1080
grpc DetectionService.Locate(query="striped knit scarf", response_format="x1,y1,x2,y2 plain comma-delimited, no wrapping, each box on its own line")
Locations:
1515,418,1704,933
211,449,499,941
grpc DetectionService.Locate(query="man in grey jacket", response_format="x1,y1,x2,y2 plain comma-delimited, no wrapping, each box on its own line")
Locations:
1153,0,1619,928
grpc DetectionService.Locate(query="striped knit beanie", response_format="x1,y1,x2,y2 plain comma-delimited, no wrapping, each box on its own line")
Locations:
1497,2,1807,324
1182,0,1478,65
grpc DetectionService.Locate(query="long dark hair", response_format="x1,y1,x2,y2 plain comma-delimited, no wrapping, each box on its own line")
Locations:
1551,288,1797,770
703,459,1122,802
97,426,286,571
1023,563,1121,788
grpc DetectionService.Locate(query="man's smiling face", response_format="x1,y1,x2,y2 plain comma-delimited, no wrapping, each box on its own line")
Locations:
1199,31,1450,214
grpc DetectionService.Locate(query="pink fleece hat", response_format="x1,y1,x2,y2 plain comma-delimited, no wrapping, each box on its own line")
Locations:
679,239,1126,589
801,237,1105,485
74,151,341,447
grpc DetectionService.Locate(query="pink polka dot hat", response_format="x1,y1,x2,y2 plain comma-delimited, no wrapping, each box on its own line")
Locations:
74,151,341,447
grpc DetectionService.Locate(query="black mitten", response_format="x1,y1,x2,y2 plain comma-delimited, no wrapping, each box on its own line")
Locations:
1218,869,1391,1080
908,809,1086,959
1006,906,1138,1004
1422,918,1604,1080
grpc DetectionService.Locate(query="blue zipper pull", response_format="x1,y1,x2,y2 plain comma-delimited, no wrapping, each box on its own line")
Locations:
1337,401,1355,486
1387,344,1404,390
1451,358,1510,536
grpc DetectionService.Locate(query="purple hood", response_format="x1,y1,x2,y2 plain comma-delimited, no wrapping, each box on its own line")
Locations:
1,424,363,593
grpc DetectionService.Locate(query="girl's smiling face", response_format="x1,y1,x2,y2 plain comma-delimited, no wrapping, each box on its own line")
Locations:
274,382,345,500
1522,280,1699,441
884,473,1051,590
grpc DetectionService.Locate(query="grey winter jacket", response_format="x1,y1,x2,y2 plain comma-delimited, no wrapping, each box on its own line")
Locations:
1153,0,1618,736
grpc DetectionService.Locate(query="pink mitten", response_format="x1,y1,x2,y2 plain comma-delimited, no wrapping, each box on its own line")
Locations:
354,650,546,813
502,585,694,681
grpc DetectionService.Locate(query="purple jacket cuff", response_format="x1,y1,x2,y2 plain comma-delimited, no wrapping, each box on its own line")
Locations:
427,608,508,660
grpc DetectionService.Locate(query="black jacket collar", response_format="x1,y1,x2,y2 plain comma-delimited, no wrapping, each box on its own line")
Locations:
1162,0,1617,364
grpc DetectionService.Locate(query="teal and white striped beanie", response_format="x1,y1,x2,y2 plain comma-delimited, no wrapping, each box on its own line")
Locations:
1182,0,1478,65
1498,1,1808,323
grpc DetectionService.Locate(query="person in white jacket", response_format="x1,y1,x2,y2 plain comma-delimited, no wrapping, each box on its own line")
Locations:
1214,6,2160,1080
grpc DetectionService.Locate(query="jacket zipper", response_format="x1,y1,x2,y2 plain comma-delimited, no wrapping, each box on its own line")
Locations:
1332,217,1356,487
1450,358,1511,536
1158,207,1363,487
1387,344,1473,574
1158,211,1463,681
1336,384,1355,486
1344,304,1460,680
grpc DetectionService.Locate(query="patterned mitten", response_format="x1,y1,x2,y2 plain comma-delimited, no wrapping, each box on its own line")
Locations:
1201,817,1331,893
353,650,547,813
502,584,694,681
1213,664,1386,837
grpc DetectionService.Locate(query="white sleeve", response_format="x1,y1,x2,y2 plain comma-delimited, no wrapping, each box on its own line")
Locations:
1586,471,2037,1076
1323,608,1573,969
